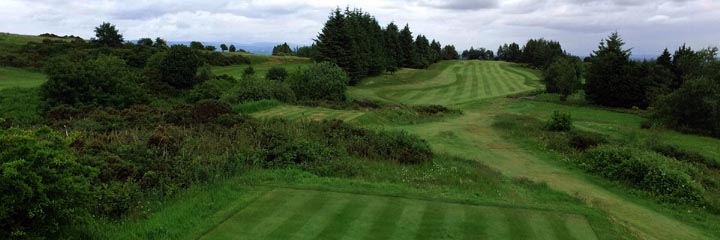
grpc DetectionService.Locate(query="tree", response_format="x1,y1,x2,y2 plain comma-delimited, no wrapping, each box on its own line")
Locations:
41,55,147,109
272,43,293,56
137,38,153,47
585,32,649,108
205,45,217,51
399,24,416,68
0,127,96,238
521,39,564,68
441,45,459,60
189,41,204,50
288,62,348,101
229,44,237,52
430,40,442,63
671,44,702,89
544,57,582,101
220,44,228,52
383,22,402,69
657,48,673,70
266,66,288,81
655,76,720,137
159,45,203,89
92,22,124,47
154,37,168,49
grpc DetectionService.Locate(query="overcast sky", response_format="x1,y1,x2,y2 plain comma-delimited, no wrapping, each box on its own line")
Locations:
1,0,718,56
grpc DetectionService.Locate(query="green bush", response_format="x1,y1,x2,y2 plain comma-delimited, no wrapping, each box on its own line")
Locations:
266,66,288,81
288,62,348,101
569,131,608,151
654,77,720,137
583,145,704,203
223,77,295,103
0,127,96,238
159,45,203,89
188,75,237,102
546,111,572,132
41,55,148,110
651,144,720,169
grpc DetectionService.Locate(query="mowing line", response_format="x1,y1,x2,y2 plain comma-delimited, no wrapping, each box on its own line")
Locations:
198,189,291,239
363,199,407,240
314,198,370,239
506,209,533,240
547,214,576,240
391,201,425,240
470,62,481,99
461,206,488,240
284,197,353,239
265,193,332,239
415,203,449,240
527,212,558,240
479,63,492,96
243,190,317,238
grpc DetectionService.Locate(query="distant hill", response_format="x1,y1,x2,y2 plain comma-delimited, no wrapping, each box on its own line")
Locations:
162,41,306,55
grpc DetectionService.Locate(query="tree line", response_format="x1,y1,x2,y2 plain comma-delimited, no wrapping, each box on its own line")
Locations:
313,8,458,84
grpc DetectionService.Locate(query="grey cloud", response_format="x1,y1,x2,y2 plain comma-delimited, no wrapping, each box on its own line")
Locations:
417,0,498,10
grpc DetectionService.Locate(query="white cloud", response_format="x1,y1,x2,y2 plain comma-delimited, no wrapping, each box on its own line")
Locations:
0,0,717,55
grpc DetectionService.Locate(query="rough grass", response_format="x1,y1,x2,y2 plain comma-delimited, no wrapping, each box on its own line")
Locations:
0,32,70,52
0,67,47,89
253,105,365,122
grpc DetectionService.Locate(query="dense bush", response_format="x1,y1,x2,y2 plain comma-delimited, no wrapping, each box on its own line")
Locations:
0,127,95,238
223,78,295,103
544,57,582,101
41,55,148,110
266,66,289,81
569,131,608,151
654,77,720,137
583,145,704,203
651,144,720,169
546,111,572,132
288,62,348,101
159,45,203,89
188,75,237,102
197,51,250,66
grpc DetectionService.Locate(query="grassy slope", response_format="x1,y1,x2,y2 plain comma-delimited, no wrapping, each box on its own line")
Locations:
0,32,69,52
0,67,47,90
212,54,312,79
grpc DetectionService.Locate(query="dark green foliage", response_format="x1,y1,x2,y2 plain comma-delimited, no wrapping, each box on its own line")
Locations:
266,66,288,81
243,65,256,78
224,77,295,103
228,44,236,52
569,131,608,151
398,24,416,68
461,47,494,60
521,39,564,68
165,100,237,126
671,44,702,89
272,43,293,56
92,22,124,47
654,77,720,137
0,88,43,127
159,45,203,89
41,55,147,109
0,127,95,238
188,75,237,102
546,111,572,132
544,57,582,100
288,62,348,101
205,45,216,51
137,38,153,46
197,51,250,66
651,144,720,169
583,145,704,203
189,41,204,50
585,32,652,108
153,38,168,49
294,45,319,58
441,45,459,60
497,43,522,62
220,44,228,52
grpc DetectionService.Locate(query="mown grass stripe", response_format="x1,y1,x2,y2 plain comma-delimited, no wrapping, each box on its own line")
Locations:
486,63,503,96
452,71,467,102
470,62,481,99
314,198,370,239
492,62,513,94
479,63,492,97
198,190,290,239
506,210,533,240
363,199,407,240
242,190,318,238
415,203,448,240
391,201,425,239
565,215,599,240
482,207,510,239
461,206,488,240
546,214,576,240
527,212,557,240
264,193,331,239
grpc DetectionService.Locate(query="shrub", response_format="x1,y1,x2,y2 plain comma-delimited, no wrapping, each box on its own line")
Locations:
569,131,608,151
546,111,572,132
654,77,720,137
583,145,704,203
188,75,237,102
266,66,289,81
165,100,236,126
0,127,96,238
288,62,348,101
41,55,148,109
651,144,720,169
223,78,295,103
159,45,203,89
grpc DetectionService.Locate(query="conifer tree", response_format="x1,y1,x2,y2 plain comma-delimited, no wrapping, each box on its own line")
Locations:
399,24,416,68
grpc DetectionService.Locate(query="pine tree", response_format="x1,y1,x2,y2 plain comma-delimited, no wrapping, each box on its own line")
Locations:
585,32,642,107
229,44,236,52
399,24,416,68
384,23,402,69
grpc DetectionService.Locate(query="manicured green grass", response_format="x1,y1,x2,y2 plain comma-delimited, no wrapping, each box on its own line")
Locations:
253,105,365,122
0,67,47,90
201,188,597,240
349,60,539,105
